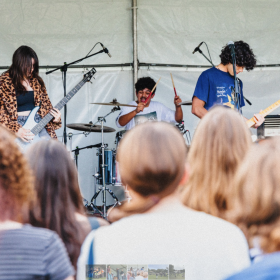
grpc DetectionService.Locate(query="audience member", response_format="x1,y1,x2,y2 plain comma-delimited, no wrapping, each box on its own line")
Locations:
77,122,250,280
135,271,143,280
0,126,74,280
26,140,108,271
143,271,148,280
226,137,280,279
182,106,252,218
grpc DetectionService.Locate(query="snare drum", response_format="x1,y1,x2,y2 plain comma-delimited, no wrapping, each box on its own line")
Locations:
97,148,122,186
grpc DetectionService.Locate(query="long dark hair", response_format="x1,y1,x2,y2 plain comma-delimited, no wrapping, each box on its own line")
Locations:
27,140,85,269
9,45,45,91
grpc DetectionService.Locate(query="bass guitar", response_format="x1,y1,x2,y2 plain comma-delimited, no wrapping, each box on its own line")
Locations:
16,68,96,151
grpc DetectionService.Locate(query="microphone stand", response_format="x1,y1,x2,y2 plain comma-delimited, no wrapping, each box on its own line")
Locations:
195,47,215,67
229,45,241,112
46,48,107,145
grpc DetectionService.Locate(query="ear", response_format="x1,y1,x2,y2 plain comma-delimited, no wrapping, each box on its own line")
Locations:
151,93,155,99
179,163,190,186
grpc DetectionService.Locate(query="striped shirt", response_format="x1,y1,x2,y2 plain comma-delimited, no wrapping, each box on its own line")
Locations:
0,224,74,280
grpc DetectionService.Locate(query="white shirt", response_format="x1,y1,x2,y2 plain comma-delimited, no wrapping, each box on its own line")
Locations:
116,101,176,130
77,201,250,280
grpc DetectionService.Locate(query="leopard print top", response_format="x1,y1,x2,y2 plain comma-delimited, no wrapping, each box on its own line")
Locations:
0,71,61,139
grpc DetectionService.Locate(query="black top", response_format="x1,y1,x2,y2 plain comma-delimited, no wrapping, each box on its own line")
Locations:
16,91,35,112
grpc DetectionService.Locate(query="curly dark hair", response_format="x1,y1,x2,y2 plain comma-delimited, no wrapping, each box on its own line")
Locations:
135,77,156,94
220,41,257,70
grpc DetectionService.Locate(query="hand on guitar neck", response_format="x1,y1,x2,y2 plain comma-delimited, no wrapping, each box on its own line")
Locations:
249,110,265,128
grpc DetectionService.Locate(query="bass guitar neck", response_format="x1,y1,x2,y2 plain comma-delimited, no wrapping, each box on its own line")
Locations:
247,99,280,128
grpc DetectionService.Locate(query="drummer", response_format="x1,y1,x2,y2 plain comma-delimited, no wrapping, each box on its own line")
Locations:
116,77,183,130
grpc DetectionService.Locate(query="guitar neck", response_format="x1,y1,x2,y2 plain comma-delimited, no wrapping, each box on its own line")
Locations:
31,78,87,135
247,99,280,128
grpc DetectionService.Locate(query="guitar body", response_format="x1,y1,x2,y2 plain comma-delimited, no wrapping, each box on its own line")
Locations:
16,106,42,152
14,68,96,152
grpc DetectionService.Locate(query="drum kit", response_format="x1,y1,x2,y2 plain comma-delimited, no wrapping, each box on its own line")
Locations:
67,98,193,219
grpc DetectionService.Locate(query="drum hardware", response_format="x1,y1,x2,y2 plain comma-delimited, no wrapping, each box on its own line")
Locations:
72,143,102,168
87,106,121,219
176,121,191,145
179,100,192,106
66,123,116,133
90,98,137,107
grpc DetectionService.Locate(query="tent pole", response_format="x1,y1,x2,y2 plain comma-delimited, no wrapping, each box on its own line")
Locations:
132,0,138,99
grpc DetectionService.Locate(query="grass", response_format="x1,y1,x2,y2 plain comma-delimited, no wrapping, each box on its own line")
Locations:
148,275,168,280
169,274,184,280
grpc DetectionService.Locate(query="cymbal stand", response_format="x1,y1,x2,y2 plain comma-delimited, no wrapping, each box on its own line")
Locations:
89,106,121,219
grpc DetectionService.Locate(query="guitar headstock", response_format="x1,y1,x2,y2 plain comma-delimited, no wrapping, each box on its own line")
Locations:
84,67,97,82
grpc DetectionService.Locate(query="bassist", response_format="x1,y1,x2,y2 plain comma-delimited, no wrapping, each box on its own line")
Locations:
0,45,61,142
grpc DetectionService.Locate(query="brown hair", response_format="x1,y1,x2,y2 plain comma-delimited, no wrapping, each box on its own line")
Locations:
26,140,84,268
182,106,252,218
9,45,45,92
229,137,280,253
0,126,34,221
109,122,187,222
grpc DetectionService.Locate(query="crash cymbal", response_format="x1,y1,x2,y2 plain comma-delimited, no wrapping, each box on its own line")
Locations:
179,100,192,106
90,99,137,107
66,123,116,133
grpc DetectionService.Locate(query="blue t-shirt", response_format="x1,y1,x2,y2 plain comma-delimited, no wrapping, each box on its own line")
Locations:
226,252,280,280
193,67,245,110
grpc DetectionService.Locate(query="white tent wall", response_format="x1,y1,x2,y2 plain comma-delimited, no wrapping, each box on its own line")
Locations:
138,0,280,65
0,0,132,65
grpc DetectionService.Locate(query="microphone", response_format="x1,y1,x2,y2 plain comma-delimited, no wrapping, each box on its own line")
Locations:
192,42,203,54
227,41,235,51
100,43,112,58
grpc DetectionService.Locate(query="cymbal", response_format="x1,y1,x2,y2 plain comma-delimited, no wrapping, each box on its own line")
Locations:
179,100,192,106
90,101,137,107
66,123,116,133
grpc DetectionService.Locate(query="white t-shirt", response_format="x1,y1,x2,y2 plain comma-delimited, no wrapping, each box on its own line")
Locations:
115,101,176,130
135,276,144,280
77,202,250,280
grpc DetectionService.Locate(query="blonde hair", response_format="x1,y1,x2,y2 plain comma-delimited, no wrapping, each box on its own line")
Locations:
229,137,280,253
0,125,34,221
143,271,148,278
182,106,252,218
109,122,187,221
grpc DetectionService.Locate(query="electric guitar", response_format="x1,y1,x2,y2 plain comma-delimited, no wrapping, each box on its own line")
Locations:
16,68,96,151
247,99,280,128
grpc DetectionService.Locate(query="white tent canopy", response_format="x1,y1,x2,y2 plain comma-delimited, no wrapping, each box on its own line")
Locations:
1,0,280,201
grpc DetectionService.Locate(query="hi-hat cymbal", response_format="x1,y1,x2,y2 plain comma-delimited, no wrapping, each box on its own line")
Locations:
66,123,116,133
179,100,192,106
90,100,137,107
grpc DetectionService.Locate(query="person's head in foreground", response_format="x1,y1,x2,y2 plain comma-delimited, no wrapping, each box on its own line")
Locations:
225,137,280,280
219,40,257,75
26,139,88,269
77,121,251,280
182,106,252,219
108,121,187,222
0,126,74,280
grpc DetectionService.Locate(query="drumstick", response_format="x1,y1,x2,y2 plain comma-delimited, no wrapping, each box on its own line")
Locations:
170,73,177,97
144,77,161,104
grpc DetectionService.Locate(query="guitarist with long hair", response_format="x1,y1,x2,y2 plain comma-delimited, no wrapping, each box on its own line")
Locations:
0,45,61,142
